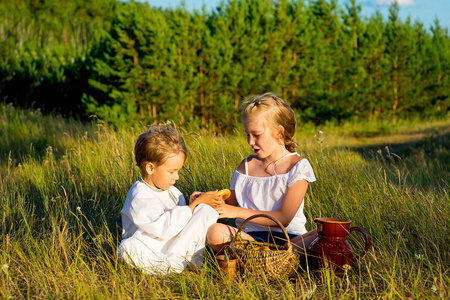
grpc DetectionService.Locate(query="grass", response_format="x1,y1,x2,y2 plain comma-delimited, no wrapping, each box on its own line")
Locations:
1,103,449,298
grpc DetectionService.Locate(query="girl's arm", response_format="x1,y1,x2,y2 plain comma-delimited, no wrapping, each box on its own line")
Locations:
225,189,239,206
223,158,244,207
216,179,309,227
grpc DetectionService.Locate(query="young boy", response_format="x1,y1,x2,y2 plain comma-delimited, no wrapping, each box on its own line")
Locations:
117,125,222,274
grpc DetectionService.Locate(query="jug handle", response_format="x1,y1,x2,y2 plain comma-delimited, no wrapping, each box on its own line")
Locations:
349,227,370,262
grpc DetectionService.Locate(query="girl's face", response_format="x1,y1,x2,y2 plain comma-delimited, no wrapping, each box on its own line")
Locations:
145,152,185,190
244,116,285,160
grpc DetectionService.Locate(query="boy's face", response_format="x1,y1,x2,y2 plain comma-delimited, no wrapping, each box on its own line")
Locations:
144,152,185,190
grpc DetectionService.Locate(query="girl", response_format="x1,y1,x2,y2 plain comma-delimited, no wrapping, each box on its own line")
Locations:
207,92,318,253
117,124,223,274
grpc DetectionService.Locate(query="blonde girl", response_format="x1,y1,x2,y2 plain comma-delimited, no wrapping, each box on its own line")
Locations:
117,125,223,274
207,92,317,253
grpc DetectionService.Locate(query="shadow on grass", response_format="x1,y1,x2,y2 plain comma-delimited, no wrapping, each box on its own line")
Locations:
342,127,449,194
348,127,450,164
0,126,90,172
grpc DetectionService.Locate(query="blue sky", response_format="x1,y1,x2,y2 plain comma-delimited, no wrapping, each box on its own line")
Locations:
142,0,449,30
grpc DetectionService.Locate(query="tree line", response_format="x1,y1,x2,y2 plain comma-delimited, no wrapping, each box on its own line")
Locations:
1,0,449,130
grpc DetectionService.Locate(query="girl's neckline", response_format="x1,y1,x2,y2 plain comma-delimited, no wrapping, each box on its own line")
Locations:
242,153,304,178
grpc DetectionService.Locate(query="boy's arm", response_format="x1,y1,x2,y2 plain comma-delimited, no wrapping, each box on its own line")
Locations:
123,193,192,240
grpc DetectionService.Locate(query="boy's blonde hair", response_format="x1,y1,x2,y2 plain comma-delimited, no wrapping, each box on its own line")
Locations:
241,92,298,152
134,124,187,172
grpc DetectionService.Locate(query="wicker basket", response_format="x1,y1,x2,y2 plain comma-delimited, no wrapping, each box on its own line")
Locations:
228,214,299,281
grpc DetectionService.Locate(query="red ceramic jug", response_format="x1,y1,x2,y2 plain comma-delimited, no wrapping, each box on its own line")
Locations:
307,217,370,274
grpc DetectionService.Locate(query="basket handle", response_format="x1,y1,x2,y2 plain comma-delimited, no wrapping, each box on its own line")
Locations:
235,214,293,251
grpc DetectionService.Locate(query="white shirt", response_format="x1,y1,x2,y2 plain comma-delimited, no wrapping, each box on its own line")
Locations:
230,153,316,235
118,180,219,274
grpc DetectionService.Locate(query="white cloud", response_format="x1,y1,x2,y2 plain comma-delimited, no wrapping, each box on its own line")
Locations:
376,0,417,6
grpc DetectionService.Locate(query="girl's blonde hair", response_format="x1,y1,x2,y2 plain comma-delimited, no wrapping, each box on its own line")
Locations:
241,92,298,152
134,124,187,171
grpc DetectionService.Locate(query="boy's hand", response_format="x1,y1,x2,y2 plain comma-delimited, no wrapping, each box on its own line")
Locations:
189,191,204,203
188,191,222,212
195,192,223,207
215,189,231,201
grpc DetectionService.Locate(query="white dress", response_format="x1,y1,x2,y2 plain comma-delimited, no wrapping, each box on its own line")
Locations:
117,180,219,274
230,153,316,235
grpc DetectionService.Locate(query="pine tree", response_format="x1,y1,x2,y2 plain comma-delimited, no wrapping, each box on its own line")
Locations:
306,0,343,122
427,19,450,115
383,2,411,117
341,0,369,118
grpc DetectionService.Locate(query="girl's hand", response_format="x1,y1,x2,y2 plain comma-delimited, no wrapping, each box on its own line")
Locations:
214,203,239,219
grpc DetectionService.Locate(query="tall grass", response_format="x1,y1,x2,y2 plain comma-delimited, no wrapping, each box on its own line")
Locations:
1,104,449,298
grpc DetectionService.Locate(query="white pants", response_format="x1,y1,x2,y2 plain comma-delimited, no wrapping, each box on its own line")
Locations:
117,204,218,274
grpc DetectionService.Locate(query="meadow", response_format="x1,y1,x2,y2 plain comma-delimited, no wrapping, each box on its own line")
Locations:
1,103,449,299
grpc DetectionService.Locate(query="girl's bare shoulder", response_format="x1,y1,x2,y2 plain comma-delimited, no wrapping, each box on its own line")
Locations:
236,155,257,174
275,154,304,175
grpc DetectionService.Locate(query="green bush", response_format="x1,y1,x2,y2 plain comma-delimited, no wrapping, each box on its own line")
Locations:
1,0,449,129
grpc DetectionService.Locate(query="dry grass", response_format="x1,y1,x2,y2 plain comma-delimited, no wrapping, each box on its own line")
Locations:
1,104,449,298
